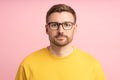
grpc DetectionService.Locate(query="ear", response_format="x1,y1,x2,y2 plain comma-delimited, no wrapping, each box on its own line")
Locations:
45,25,48,34
74,24,77,33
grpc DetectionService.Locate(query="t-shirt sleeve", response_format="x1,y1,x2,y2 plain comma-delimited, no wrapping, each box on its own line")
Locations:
15,65,27,80
92,61,106,80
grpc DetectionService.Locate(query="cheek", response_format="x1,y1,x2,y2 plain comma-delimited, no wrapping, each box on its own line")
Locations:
67,30,75,37
48,30,57,37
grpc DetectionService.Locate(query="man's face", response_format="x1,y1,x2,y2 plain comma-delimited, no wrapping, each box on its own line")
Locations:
46,12,77,47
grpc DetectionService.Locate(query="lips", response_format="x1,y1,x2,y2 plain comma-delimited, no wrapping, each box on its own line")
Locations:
56,35,66,38
55,35,66,41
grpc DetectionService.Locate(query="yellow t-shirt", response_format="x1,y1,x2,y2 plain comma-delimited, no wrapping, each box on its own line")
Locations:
15,47,105,80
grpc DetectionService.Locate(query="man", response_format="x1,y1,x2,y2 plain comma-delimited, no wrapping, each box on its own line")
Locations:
15,4,105,80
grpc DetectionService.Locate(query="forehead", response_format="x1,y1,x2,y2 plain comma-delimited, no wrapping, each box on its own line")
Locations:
47,12,74,23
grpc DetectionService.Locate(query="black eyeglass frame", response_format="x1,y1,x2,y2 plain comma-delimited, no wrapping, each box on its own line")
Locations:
47,22,75,30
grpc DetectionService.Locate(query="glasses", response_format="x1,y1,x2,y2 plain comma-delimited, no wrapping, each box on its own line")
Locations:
47,22,75,30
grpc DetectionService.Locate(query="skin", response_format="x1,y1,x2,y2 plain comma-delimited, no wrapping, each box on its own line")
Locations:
46,12,77,57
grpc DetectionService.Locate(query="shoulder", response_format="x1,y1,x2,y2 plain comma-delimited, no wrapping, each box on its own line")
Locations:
74,47,99,64
20,47,48,66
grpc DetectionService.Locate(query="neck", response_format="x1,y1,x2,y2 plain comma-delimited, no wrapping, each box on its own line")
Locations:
48,43,73,57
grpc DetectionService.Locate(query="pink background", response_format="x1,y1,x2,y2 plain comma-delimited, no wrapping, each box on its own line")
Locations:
0,0,120,80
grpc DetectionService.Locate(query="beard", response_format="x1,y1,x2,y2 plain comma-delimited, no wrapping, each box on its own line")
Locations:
49,32,73,47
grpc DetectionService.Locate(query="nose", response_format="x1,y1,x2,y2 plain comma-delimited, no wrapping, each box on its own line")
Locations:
58,25,64,33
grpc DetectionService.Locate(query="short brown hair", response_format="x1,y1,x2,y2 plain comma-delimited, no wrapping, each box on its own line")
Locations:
46,4,76,23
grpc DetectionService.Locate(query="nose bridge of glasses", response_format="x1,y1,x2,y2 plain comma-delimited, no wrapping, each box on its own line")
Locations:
57,23,65,31
58,23,64,29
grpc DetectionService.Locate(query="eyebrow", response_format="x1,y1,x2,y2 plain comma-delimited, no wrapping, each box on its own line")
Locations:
48,21,74,24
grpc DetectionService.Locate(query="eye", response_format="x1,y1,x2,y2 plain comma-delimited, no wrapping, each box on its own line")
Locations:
51,23,58,27
63,22,72,27
49,23,58,29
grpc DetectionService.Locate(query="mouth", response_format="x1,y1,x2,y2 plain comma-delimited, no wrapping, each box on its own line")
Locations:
57,36,65,39
56,35,66,41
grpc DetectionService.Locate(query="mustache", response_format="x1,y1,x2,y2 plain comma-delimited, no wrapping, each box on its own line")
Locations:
55,32,67,38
